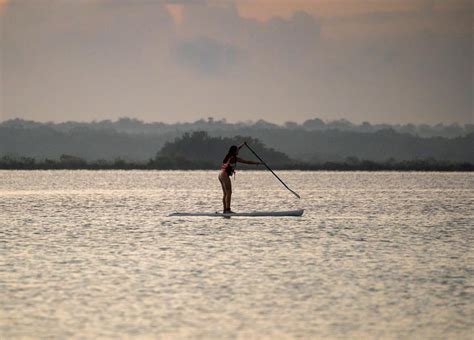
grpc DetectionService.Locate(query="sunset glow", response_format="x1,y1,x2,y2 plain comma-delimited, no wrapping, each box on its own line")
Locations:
1,0,472,124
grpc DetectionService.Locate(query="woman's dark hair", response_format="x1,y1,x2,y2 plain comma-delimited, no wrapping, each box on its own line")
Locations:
223,145,238,163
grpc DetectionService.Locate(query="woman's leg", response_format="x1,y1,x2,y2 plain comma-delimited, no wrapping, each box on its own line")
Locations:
225,179,232,211
218,172,232,211
219,175,226,210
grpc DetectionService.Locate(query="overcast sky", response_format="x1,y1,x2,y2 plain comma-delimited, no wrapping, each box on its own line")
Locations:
0,0,472,124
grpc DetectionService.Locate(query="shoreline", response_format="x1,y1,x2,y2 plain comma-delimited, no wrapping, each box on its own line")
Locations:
1,163,473,172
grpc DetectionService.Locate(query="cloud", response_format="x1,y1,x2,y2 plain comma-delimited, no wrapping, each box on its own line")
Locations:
256,11,321,64
178,5,322,69
0,0,7,15
176,37,240,75
166,3,184,25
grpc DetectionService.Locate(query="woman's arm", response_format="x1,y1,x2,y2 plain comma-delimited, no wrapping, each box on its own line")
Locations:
236,157,262,165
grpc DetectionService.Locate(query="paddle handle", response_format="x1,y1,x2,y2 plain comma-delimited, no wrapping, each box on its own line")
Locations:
244,142,301,199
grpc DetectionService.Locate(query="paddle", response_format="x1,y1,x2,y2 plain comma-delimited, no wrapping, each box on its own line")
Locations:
244,142,301,199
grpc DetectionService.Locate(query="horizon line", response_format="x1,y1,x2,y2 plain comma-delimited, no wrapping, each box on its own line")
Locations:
0,116,471,128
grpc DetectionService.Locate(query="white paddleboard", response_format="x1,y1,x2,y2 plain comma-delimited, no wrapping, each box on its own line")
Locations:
169,209,304,217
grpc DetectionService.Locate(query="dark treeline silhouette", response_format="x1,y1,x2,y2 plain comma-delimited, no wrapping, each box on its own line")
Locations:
0,123,168,161
157,131,292,167
1,132,472,171
1,119,473,163
234,128,474,163
1,155,472,171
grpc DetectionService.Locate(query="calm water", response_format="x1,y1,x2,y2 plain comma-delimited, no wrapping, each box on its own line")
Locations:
1,170,473,339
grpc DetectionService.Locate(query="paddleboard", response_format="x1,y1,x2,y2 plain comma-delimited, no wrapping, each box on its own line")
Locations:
169,209,304,217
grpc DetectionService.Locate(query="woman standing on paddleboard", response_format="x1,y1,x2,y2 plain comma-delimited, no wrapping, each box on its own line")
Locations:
219,143,261,213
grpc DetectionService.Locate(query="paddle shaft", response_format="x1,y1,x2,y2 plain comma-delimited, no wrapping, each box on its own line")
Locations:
244,143,300,199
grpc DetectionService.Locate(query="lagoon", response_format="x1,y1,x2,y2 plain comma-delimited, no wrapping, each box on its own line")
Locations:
1,171,473,338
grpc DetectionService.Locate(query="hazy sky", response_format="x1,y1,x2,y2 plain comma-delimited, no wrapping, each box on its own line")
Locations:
1,0,472,124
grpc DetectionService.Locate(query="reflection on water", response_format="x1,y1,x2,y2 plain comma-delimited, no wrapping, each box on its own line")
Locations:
1,171,473,338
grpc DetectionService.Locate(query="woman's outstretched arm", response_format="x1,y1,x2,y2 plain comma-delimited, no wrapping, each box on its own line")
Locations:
236,157,262,165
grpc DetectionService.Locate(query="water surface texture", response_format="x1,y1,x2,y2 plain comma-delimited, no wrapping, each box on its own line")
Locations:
1,171,473,339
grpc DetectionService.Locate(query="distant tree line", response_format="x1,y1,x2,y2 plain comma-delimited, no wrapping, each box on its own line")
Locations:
0,123,168,161
236,128,474,163
2,120,473,163
1,155,472,171
2,117,473,138
1,132,472,171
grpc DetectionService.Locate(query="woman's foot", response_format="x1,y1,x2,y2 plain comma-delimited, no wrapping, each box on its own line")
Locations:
223,209,235,214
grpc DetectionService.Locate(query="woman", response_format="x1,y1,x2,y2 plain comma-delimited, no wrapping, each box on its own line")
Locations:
219,143,262,213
